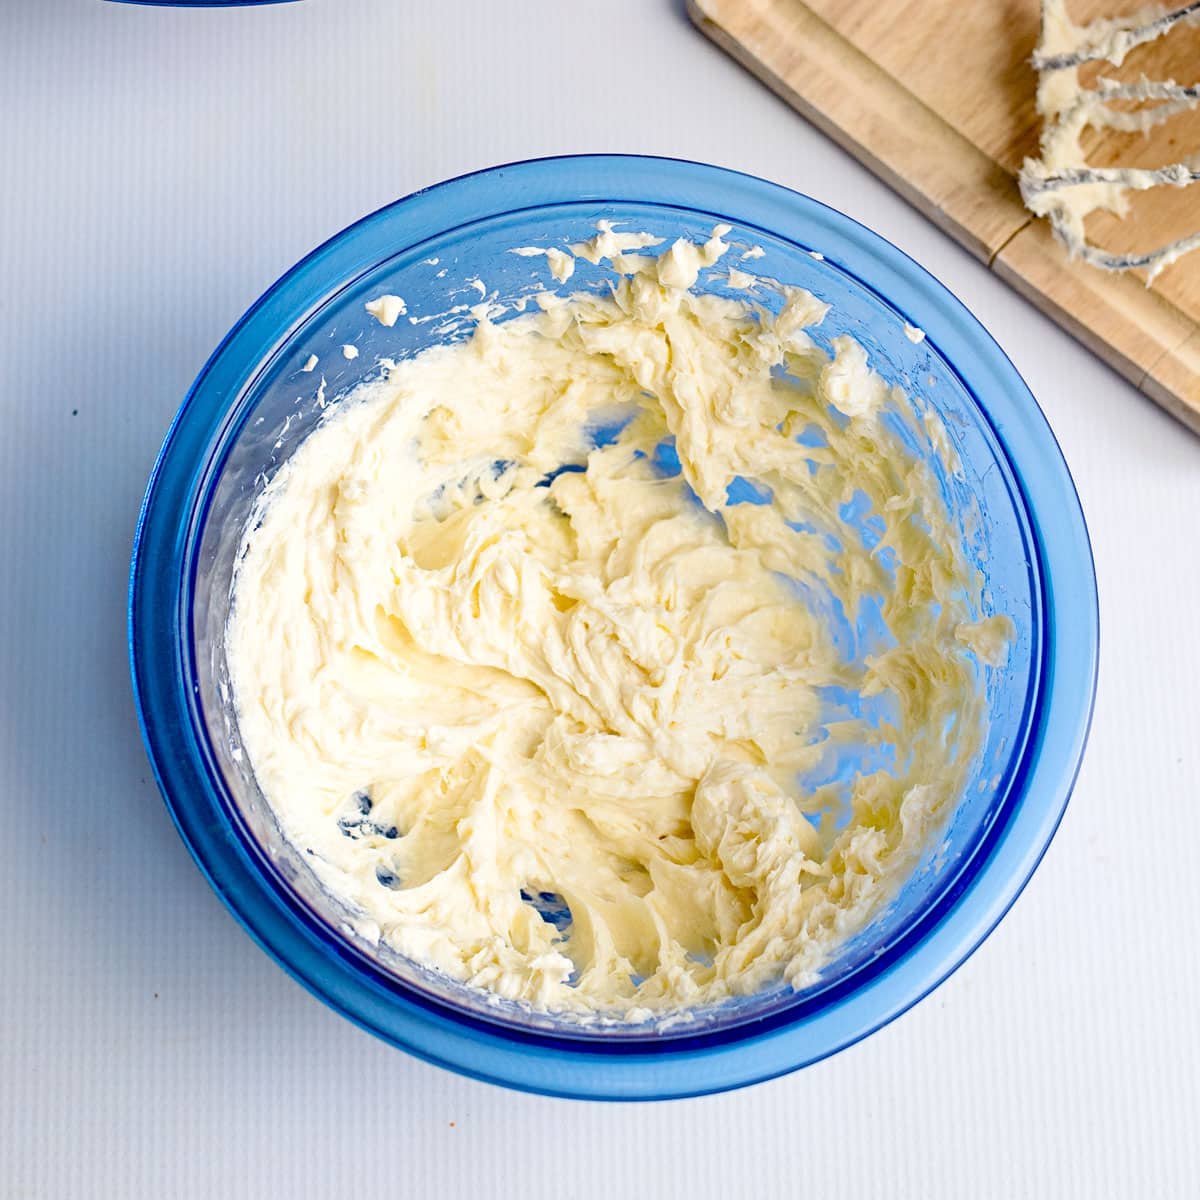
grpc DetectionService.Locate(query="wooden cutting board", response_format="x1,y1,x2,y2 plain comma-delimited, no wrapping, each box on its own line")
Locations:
689,0,1200,434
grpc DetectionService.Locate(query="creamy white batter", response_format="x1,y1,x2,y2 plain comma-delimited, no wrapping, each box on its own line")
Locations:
228,225,1006,1017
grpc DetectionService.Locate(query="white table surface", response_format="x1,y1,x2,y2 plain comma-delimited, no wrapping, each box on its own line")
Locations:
3,1,1197,1196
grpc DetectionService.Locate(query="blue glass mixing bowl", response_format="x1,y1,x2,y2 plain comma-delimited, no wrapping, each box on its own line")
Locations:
129,155,1097,1099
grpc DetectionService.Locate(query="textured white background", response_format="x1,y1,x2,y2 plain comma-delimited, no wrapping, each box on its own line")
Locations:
2,1,1198,1196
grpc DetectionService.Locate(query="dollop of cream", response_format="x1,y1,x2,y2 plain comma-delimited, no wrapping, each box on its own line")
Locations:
365,294,407,327
229,224,1005,1017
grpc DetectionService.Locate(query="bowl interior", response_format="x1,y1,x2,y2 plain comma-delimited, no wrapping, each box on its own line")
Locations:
188,201,1039,1040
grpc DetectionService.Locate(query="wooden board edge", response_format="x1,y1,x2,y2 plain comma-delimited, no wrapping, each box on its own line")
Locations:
995,223,1200,435
1141,328,1200,436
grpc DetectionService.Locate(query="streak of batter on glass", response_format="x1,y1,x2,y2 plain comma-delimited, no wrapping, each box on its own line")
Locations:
227,222,1012,1020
